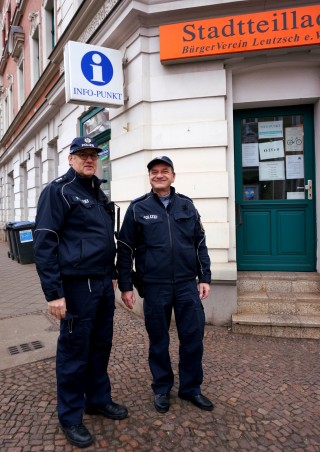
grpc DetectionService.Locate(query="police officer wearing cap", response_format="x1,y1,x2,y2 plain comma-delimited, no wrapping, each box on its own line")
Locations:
34,136,128,448
117,156,213,414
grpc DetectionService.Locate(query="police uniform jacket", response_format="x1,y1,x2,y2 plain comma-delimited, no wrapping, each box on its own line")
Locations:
117,187,211,292
34,167,116,301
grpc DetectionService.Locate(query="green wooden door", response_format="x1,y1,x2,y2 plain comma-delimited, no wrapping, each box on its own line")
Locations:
234,105,316,271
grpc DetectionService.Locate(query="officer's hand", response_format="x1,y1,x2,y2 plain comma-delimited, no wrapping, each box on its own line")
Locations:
198,283,210,300
121,291,136,310
48,298,67,320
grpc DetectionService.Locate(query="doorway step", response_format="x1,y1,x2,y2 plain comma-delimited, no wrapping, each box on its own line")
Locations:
232,272,320,339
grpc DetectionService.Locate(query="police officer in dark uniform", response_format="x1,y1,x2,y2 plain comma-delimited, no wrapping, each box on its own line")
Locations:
117,156,213,414
33,137,128,448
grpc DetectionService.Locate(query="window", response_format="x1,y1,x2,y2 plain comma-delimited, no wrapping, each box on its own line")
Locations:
0,177,3,217
80,108,111,198
8,78,13,124
47,139,58,183
10,27,25,108
7,171,14,220
35,150,43,196
20,161,28,218
82,108,111,137
241,114,305,201
17,57,24,108
4,95,9,133
2,7,11,50
42,0,55,68
30,13,40,87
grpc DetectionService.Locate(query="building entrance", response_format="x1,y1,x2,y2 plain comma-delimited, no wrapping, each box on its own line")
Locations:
234,105,316,271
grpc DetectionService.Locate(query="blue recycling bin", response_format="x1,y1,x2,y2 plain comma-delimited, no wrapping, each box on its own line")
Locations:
11,221,35,264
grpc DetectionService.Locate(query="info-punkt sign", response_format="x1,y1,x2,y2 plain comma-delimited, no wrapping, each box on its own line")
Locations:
64,41,124,107
160,5,320,63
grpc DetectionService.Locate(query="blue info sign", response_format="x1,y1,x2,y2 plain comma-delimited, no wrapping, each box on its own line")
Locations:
64,41,124,108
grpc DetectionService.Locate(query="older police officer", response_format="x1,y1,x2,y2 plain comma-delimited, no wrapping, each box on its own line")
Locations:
117,156,213,414
34,137,128,448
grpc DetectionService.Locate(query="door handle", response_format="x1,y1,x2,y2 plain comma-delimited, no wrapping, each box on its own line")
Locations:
305,180,312,200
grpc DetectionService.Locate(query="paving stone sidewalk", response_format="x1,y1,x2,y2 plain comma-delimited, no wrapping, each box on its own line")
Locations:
0,241,319,451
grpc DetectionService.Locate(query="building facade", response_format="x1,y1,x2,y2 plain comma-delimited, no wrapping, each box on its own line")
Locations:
0,0,319,326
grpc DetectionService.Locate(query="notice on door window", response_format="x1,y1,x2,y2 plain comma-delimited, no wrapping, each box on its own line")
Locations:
259,161,285,181
285,126,304,152
259,140,284,161
258,121,283,139
242,143,259,167
286,155,304,179
287,192,305,200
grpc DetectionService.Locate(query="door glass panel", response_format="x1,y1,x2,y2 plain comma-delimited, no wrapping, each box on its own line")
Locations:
82,108,110,137
98,141,111,198
241,115,304,201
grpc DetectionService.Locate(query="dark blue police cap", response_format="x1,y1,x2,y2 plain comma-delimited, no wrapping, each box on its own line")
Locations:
147,156,174,171
69,136,102,154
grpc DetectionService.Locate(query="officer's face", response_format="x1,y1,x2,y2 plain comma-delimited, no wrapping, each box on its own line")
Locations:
68,151,98,178
149,163,175,196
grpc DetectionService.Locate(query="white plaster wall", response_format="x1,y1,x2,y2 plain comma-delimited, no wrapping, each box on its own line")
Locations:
232,59,320,107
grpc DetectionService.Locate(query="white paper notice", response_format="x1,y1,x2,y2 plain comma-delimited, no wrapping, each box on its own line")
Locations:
286,155,304,179
259,140,284,161
287,192,305,200
259,161,285,181
242,143,259,167
258,121,283,139
285,126,304,152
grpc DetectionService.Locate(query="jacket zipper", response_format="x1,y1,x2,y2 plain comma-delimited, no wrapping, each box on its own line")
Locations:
166,209,175,283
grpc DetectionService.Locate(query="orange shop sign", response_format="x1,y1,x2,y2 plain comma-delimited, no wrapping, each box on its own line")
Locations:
159,5,320,63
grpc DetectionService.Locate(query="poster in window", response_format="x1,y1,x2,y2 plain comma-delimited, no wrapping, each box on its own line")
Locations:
285,126,304,152
242,143,259,167
259,161,285,181
258,121,283,139
243,185,259,200
286,155,304,179
287,192,305,200
259,140,284,161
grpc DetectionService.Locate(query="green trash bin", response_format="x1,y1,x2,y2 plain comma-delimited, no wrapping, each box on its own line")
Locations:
11,221,36,264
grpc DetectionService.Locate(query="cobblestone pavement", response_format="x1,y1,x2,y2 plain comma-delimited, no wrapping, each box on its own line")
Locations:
0,242,320,451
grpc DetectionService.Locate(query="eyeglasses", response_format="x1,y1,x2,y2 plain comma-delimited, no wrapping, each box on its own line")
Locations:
75,152,99,161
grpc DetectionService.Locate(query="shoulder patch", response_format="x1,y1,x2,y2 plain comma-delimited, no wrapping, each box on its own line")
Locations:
176,192,193,203
132,193,148,204
53,174,68,184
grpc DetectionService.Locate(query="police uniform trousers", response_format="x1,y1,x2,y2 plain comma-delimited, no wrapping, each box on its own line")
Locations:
143,280,205,396
56,275,115,426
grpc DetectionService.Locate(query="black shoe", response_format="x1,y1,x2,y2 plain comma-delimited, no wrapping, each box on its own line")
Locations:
85,401,128,420
178,393,214,411
60,423,93,448
154,393,170,413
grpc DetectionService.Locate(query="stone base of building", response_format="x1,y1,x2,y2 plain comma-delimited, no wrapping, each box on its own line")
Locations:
115,280,237,327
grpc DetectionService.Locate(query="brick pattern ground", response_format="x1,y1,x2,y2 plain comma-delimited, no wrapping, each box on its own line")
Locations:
0,242,320,451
